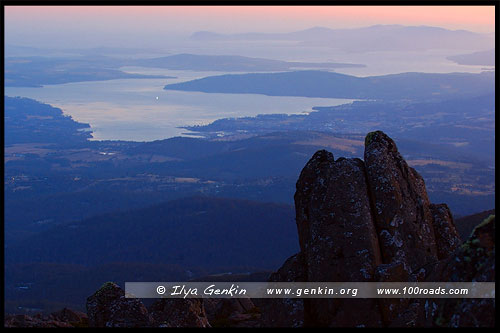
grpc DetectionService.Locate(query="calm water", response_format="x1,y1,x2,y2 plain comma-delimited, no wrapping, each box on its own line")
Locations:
6,48,487,142
5,68,357,142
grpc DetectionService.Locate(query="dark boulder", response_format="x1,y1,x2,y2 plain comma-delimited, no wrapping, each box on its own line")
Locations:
206,297,260,327
259,253,305,327
149,298,210,327
4,314,74,328
50,308,88,327
86,282,150,327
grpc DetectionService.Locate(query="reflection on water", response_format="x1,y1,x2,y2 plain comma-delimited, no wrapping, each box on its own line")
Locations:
6,48,487,142
5,70,356,142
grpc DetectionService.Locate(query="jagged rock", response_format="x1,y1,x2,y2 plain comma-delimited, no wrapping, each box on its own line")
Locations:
202,298,220,323
388,301,423,327
149,298,210,327
429,214,495,283
266,131,494,328
4,308,88,328
86,282,150,327
294,150,383,327
50,308,88,327
206,297,261,327
364,131,438,274
429,203,462,259
375,261,411,324
268,252,306,283
259,253,305,327
215,297,256,317
4,314,74,328
422,215,495,327
295,151,382,282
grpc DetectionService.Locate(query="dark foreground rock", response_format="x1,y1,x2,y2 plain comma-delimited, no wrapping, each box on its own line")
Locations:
149,298,210,327
85,282,211,327
204,297,261,327
266,130,494,327
4,308,88,328
258,253,306,327
86,282,150,327
4,314,75,328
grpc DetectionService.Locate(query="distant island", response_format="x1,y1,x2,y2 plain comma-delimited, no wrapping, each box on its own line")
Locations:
5,53,364,87
447,49,495,66
164,70,495,101
130,53,365,71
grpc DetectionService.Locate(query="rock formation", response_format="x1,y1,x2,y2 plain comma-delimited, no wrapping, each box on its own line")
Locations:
4,309,88,328
259,253,306,327
266,130,494,327
149,298,211,327
204,297,261,327
86,282,150,327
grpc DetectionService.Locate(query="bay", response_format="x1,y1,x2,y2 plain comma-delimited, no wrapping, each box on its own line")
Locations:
5,68,356,142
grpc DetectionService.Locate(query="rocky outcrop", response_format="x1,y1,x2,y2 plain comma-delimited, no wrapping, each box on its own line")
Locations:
4,313,79,328
294,151,383,327
85,282,212,328
4,308,88,328
423,215,495,327
86,282,150,327
267,130,493,327
259,253,306,327
429,203,462,260
149,298,210,327
204,297,261,327
364,131,438,277
5,283,212,328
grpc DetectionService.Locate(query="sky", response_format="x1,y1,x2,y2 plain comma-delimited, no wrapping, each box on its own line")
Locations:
4,5,495,48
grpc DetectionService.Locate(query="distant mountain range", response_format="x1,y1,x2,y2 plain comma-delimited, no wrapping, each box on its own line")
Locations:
164,70,495,101
191,25,494,52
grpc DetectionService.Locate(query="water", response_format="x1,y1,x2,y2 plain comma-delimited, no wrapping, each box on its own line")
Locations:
161,41,489,77
5,47,488,142
5,69,356,142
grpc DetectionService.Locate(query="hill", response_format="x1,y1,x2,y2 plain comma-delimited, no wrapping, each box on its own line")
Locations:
447,49,495,66
6,196,298,269
131,53,364,71
164,70,494,101
454,209,495,241
5,96,92,145
190,25,494,52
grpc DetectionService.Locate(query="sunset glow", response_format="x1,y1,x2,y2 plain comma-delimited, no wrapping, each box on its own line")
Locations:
5,5,495,33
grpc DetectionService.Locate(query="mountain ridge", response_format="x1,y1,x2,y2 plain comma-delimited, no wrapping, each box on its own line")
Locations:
164,70,494,101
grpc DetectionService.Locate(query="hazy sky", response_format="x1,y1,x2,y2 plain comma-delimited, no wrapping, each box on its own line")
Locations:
5,5,495,48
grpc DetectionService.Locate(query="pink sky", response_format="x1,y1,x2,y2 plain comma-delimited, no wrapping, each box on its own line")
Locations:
5,5,495,33
4,5,495,49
